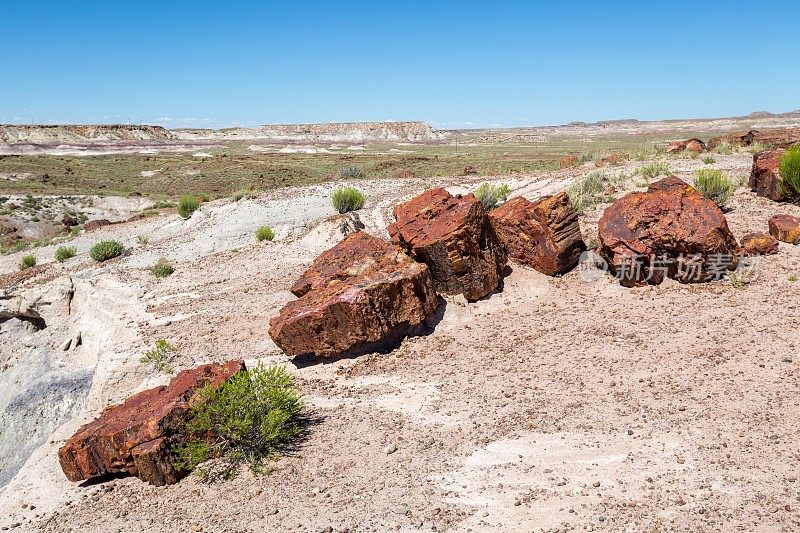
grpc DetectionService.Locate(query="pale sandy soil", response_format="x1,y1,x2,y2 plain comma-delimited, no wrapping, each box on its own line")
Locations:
1,153,799,532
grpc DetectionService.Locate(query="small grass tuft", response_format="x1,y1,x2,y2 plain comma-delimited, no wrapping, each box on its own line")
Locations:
789,274,798,282
779,144,800,200
255,226,275,242
140,339,176,373
338,166,367,180
178,195,201,219
713,142,735,155
136,235,149,246
474,182,511,210
172,363,302,481
635,162,670,180
89,240,124,262
331,187,366,214
151,257,175,278
54,246,77,262
702,156,716,165
231,188,256,201
19,254,36,271
567,171,605,214
694,168,734,207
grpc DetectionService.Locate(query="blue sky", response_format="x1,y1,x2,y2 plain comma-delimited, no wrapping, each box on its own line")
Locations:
2,1,798,129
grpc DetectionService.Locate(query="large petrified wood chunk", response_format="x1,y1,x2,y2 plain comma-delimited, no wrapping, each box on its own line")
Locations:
269,231,437,357
489,192,586,275
58,360,245,485
749,149,787,202
388,188,507,301
769,214,800,244
598,176,740,286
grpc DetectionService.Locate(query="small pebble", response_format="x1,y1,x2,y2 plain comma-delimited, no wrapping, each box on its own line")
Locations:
385,443,397,454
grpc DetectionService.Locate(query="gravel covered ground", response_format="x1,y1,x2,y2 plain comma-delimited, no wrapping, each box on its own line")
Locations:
1,152,799,532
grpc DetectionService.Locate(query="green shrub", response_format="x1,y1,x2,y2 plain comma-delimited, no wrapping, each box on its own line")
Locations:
231,188,256,201
694,168,734,207
136,235,149,246
702,156,715,165
18,254,36,271
331,187,366,214
178,195,200,219
779,145,800,199
635,162,670,180
567,171,605,214
172,363,302,481
151,257,175,278
140,339,176,373
89,240,124,262
338,166,367,180
255,226,275,242
474,182,511,210
713,142,734,155
54,246,77,262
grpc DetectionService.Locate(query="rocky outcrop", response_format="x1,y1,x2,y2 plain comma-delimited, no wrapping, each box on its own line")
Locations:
388,188,507,300
749,149,787,201
489,193,586,275
768,215,800,244
598,176,740,286
595,154,622,167
667,138,705,153
740,232,779,256
174,122,444,143
58,360,245,486
0,124,173,144
709,128,800,150
269,231,437,358
83,219,112,232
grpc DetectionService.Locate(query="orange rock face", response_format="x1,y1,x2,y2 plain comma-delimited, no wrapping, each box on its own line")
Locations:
749,149,787,202
388,188,507,301
489,193,586,276
667,138,706,154
739,232,779,256
768,215,800,244
58,360,245,486
598,177,740,286
560,156,579,169
269,231,437,357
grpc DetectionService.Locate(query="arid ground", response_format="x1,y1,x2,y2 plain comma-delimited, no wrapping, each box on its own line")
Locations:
1,118,799,532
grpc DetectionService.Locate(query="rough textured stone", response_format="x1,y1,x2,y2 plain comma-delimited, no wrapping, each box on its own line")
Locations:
269,231,437,358
768,214,800,244
83,219,112,232
489,193,586,275
595,154,622,167
58,360,245,485
598,176,740,286
749,149,787,201
709,128,800,149
740,232,779,256
559,155,579,169
667,138,706,153
388,188,507,300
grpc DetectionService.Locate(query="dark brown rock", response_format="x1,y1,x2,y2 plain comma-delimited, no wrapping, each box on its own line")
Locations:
709,128,800,150
768,215,800,244
708,130,758,150
489,193,586,275
61,215,80,229
667,138,706,154
83,219,112,232
598,176,740,286
269,231,437,357
463,165,478,175
740,232,779,256
388,188,507,300
58,360,245,485
749,149,787,201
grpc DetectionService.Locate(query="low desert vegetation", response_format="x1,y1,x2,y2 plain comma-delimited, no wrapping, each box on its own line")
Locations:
140,338,176,373
779,144,800,199
789,274,798,282
567,171,606,214
635,162,670,180
702,156,716,165
338,166,367,180
89,240,124,262
694,168,734,207
136,235,149,246
18,254,36,271
231,188,256,201
172,363,302,481
331,187,366,214
255,226,275,242
151,257,175,278
178,195,201,219
474,182,511,210
54,246,77,262
713,142,735,155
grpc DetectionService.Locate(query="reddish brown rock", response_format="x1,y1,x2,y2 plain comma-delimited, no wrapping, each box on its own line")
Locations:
396,169,414,179
269,231,437,357
709,128,800,150
749,149,787,201
598,176,740,286
463,165,478,175
61,215,80,229
560,155,579,169
58,360,245,485
708,130,758,150
667,138,706,154
740,232,779,256
595,153,623,167
388,188,507,300
83,219,112,232
768,214,800,244
126,213,146,223
489,193,586,275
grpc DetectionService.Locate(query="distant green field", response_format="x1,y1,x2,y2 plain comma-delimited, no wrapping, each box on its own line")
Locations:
0,129,725,198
